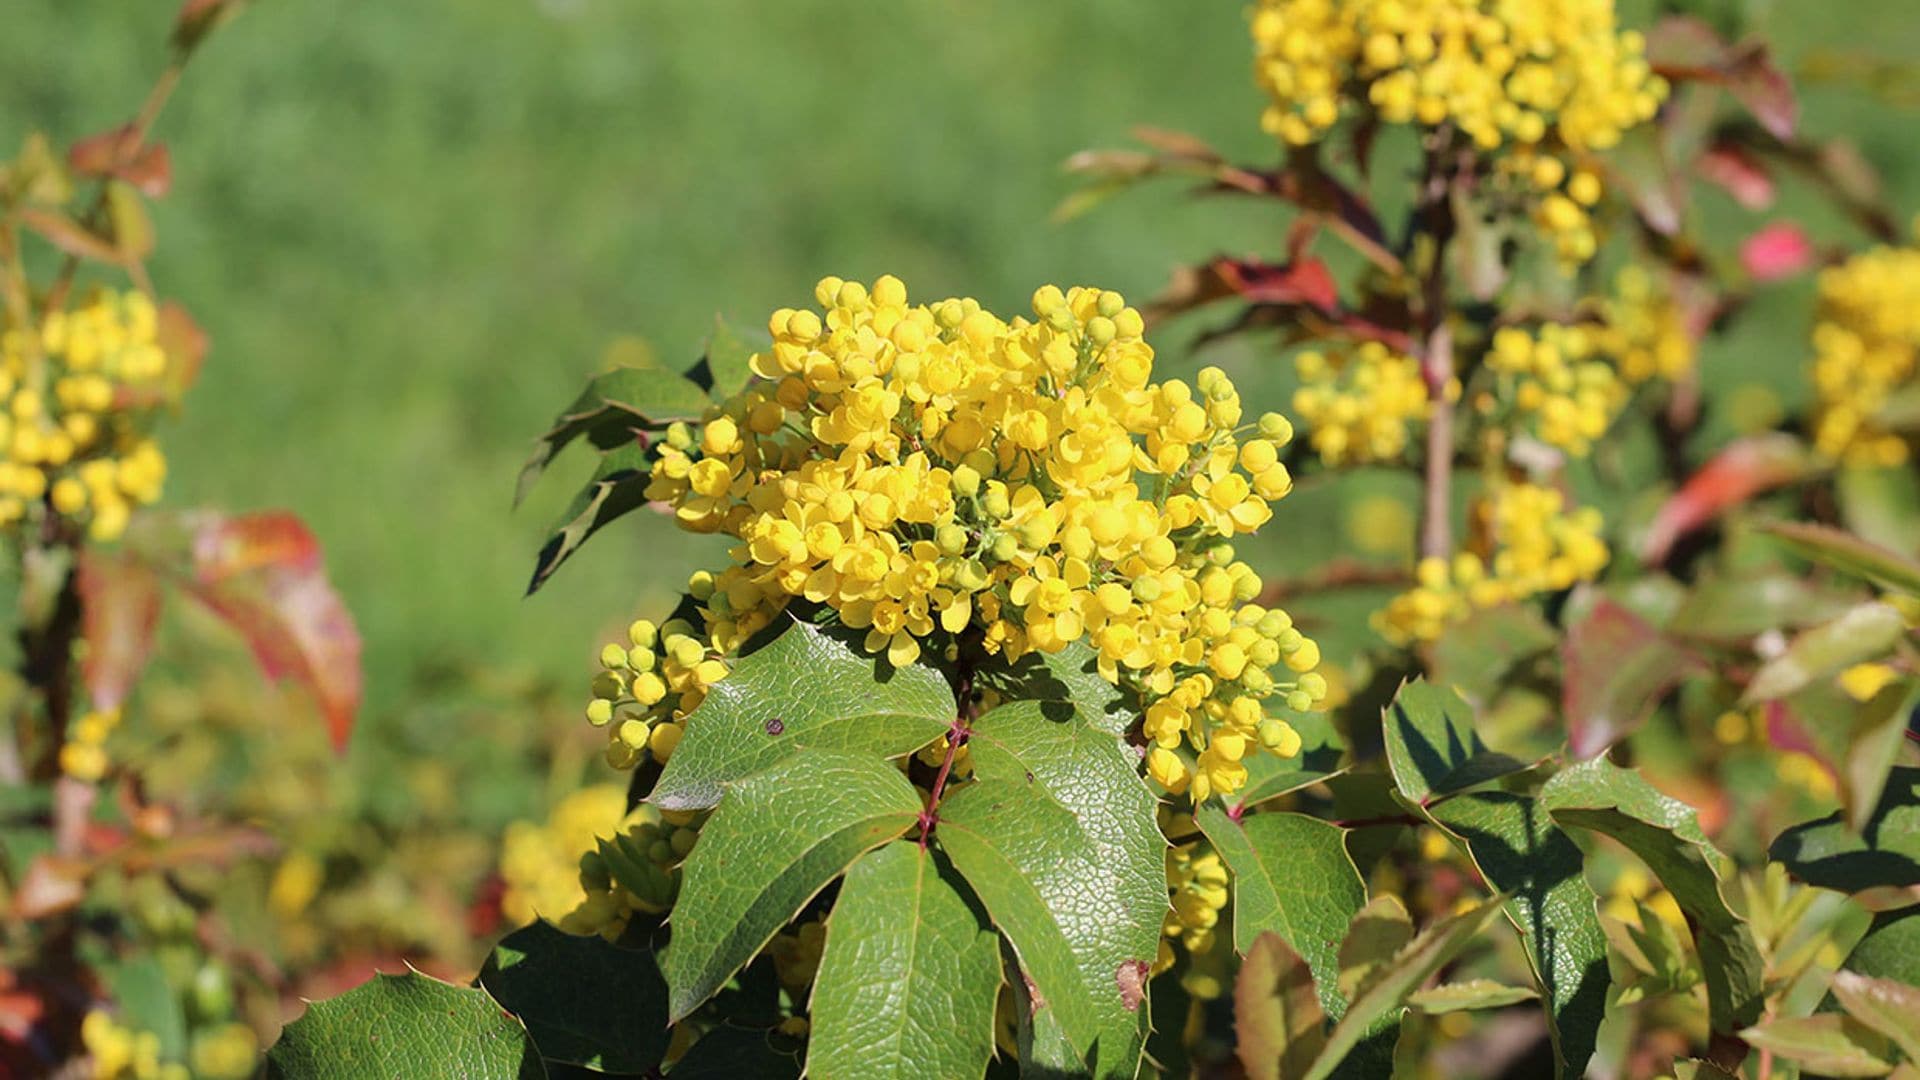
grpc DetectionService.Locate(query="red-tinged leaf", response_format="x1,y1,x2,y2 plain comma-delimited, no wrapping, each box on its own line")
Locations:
1648,17,1798,140
78,550,164,714
174,0,246,52
1610,124,1685,236
1128,125,1219,162
67,129,171,198
1216,256,1340,311
1640,433,1819,563
1564,596,1704,758
18,207,122,264
1698,143,1774,209
155,301,207,397
10,856,89,920
1741,222,1814,283
121,144,171,199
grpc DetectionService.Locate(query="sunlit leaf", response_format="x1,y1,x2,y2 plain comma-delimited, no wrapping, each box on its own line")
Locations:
1234,931,1327,1080
265,971,545,1079
1381,679,1529,805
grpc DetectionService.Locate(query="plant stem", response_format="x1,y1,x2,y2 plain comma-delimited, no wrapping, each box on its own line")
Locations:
1420,320,1455,561
19,536,84,782
917,664,977,847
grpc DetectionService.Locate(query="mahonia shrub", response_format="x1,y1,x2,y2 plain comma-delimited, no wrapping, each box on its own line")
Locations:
265,0,1920,1077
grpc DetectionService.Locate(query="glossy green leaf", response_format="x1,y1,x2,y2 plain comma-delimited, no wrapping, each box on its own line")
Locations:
1773,765,1920,894
1767,520,1920,597
662,751,921,1020
1744,602,1908,704
653,619,955,811
936,701,1164,1078
1234,710,1348,809
1305,898,1509,1080
1196,805,1363,1016
1234,931,1327,1080
1427,788,1609,1078
1404,980,1538,1013
517,365,710,504
1381,679,1528,805
1739,1015,1894,1078
976,639,1135,735
479,921,669,1074
265,971,546,1079
690,315,760,399
526,441,654,594
806,843,1000,1080
667,1024,803,1079
1833,971,1920,1062
1848,908,1920,985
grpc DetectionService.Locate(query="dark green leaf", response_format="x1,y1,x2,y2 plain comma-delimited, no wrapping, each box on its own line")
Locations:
662,751,921,1020
517,366,709,505
526,442,655,594
479,921,669,1074
1766,521,1920,597
1848,907,1920,985
1381,679,1528,805
265,971,546,1079
937,702,1164,1078
1234,931,1327,1080
652,619,954,811
1739,1015,1894,1078
807,843,1000,1080
666,1024,802,1079
1234,710,1348,809
1773,766,1920,893
1195,805,1362,1016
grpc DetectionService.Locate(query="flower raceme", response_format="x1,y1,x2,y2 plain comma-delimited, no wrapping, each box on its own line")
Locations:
1809,239,1920,466
588,275,1328,802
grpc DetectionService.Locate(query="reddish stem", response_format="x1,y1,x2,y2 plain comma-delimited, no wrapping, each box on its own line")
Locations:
917,667,976,846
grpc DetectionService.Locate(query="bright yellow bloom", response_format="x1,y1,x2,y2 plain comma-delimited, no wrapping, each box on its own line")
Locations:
1808,242,1920,465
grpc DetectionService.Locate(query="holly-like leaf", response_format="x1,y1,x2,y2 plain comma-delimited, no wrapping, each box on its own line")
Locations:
662,751,921,1021
1427,788,1609,1078
1234,931,1327,1080
516,365,710,505
77,548,164,713
265,970,546,1079
1381,679,1528,805
652,619,955,811
479,921,669,1074
1305,898,1509,1080
1848,908,1920,985
976,640,1134,735
936,701,1164,1078
1773,766,1920,895
1767,521,1920,597
689,316,760,399
526,441,655,594
1739,1015,1894,1079
1832,971,1920,1063
806,843,1000,1079
1404,981,1537,1014
1564,599,1701,759
1234,709,1348,809
1744,603,1908,704
666,1024,803,1079
1196,805,1362,1016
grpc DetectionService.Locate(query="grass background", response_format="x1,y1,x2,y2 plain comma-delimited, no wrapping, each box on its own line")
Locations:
4,0,1919,811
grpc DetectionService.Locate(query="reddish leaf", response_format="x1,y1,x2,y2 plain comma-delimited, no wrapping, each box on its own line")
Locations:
78,551,163,715
1609,124,1685,236
1564,598,1702,759
1649,17,1798,140
174,0,246,52
1216,256,1340,311
1741,222,1814,282
18,207,122,265
1698,143,1775,210
1640,434,1819,563
10,856,89,920
67,128,172,197
156,300,208,397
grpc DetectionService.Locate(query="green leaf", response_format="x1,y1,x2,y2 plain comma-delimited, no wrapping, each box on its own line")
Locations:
666,1024,803,1079
1772,765,1920,894
688,315,761,399
1195,805,1363,1016
1381,679,1528,805
1767,520,1920,597
936,702,1164,1078
1305,898,1509,1080
1673,1060,1741,1080
1832,971,1920,1063
1423,603,1557,704
1234,931,1327,1080
652,620,955,811
1743,602,1908,704
1234,710,1348,809
976,640,1134,735
1667,571,1861,641
265,971,546,1079
526,442,655,594
1426,788,1609,1078
1564,598,1701,759
1848,908,1920,985
1547,807,1764,1031
1335,896,1411,1003
97,953,188,1062
479,921,669,1074
1739,1015,1895,1078
662,751,921,1020
517,365,710,504
1539,759,1715,849
1404,980,1538,1013
806,843,1001,1080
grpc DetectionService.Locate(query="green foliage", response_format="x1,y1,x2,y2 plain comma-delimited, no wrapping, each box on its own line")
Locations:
1381,679,1528,805
479,921,670,1074
266,971,546,1079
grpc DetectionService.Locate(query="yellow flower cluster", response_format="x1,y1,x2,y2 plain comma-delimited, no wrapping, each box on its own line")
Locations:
622,275,1326,802
0,290,171,540
588,615,720,770
1480,324,1626,456
573,802,695,940
1377,479,1608,642
1808,242,1920,465
498,784,628,928
81,1010,188,1080
1292,342,1433,466
1602,267,1695,384
58,706,121,782
1157,839,1230,975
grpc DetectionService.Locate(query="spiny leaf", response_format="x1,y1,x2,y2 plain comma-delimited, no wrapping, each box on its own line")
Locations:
526,441,655,594
1304,898,1509,1080
265,970,545,1079
1404,980,1537,1013
1381,679,1529,805
1234,709,1348,810
1766,520,1920,597
936,702,1164,1078
662,751,921,1021
1738,1015,1894,1079
976,640,1134,735
1774,765,1920,896
1234,931,1327,1080
478,921,669,1074
652,619,955,811
516,365,709,505
1832,971,1920,1063
806,843,1000,1080
1196,805,1363,1016
667,1024,803,1079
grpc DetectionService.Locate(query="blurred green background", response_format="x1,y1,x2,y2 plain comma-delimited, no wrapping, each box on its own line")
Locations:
5,0,1919,812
